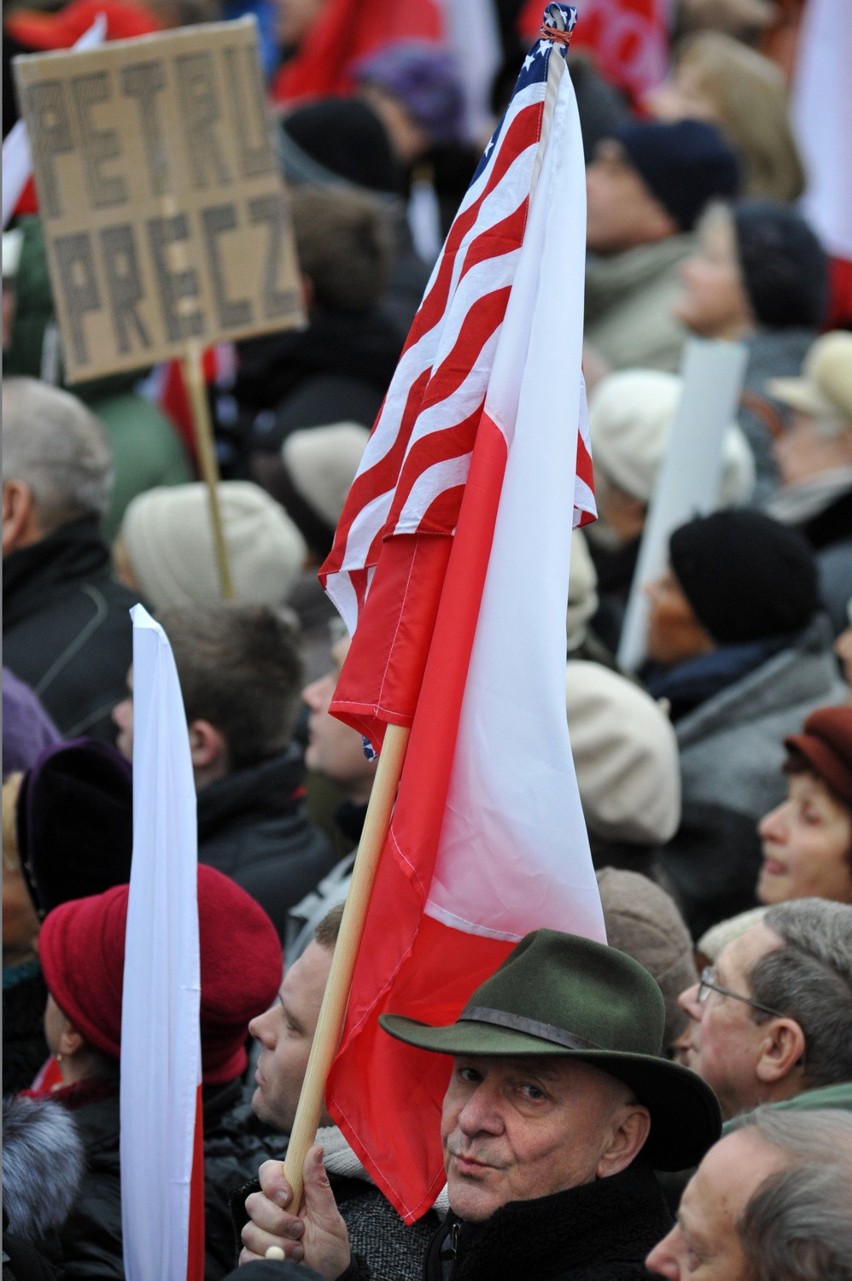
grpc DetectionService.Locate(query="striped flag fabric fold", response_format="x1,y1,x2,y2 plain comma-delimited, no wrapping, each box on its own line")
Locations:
321,4,605,1224
320,2,595,751
120,605,204,1281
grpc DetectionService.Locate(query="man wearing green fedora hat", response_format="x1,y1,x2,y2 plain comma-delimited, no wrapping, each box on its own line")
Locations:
240,929,721,1279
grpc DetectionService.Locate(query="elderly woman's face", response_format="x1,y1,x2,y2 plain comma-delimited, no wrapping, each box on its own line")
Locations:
674,212,753,339
757,771,852,906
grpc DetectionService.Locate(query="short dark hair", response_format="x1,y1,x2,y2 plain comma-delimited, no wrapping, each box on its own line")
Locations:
314,901,345,951
158,604,303,771
290,186,394,313
749,900,852,1089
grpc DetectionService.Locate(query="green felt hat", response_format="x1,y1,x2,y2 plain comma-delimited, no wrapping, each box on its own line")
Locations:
380,929,721,1171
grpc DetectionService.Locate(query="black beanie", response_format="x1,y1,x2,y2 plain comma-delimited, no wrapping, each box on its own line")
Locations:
279,97,400,195
669,510,819,645
732,200,829,330
615,119,740,232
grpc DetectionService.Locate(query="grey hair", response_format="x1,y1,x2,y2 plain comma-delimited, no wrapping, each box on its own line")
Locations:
2,377,113,532
748,899,852,1089
737,1107,852,1281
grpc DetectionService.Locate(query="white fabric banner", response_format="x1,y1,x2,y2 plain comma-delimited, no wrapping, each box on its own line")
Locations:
120,604,202,1281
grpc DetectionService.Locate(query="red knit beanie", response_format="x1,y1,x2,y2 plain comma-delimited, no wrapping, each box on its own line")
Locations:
39,865,282,1084
785,706,852,808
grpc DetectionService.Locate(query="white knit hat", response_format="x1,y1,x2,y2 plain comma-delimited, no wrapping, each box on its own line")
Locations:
589,368,755,507
281,422,370,529
566,659,681,845
119,481,307,611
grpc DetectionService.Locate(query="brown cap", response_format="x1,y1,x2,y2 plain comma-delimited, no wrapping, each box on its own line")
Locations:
785,706,852,807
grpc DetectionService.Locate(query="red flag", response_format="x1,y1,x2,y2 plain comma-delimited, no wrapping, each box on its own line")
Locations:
320,3,605,1223
518,0,669,102
271,0,445,104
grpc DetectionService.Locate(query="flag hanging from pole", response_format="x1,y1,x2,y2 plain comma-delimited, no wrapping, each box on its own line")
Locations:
320,3,605,1224
120,605,205,1281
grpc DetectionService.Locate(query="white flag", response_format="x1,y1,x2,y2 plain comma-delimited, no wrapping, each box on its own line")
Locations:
120,604,203,1281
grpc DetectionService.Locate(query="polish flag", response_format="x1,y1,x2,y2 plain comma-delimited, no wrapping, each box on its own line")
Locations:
320,4,605,1222
791,0,852,326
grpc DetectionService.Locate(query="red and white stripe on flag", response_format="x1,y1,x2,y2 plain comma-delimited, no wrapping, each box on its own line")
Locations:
322,4,605,1224
320,4,595,753
120,606,204,1281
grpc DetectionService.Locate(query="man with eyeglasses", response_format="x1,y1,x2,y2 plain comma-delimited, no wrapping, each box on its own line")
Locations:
678,897,852,1123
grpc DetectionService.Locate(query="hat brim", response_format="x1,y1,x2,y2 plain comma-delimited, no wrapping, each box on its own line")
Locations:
766,376,836,419
380,1014,721,1172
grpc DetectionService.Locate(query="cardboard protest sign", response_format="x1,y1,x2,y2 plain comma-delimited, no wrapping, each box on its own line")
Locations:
14,18,304,382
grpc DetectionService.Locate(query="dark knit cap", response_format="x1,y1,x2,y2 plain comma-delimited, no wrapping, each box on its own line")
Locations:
669,510,819,644
615,119,740,232
785,706,852,807
279,97,400,195
39,865,282,1084
17,738,133,917
732,200,829,330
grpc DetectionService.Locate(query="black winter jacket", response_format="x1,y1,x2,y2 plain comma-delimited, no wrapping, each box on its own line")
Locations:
3,519,141,742
198,745,336,940
55,1078,280,1280
331,1162,671,1281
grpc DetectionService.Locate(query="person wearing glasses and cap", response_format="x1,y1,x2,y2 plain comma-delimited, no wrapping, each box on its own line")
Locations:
678,897,852,1125
240,929,722,1280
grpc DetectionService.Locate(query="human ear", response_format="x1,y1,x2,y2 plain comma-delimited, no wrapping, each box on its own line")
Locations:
2,480,35,554
755,1018,806,1085
188,720,227,770
596,1103,652,1178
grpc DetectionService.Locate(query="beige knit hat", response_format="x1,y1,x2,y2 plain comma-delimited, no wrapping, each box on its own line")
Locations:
567,660,680,846
596,867,698,1047
589,368,755,507
768,331,852,423
119,481,307,611
281,422,370,529
566,530,599,653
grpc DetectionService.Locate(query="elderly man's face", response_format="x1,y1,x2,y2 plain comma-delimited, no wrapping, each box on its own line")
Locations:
646,1128,787,1279
677,924,783,1120
440,1054,645,1221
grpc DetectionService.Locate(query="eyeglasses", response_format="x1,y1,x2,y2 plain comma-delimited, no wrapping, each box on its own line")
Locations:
697,966,785,1019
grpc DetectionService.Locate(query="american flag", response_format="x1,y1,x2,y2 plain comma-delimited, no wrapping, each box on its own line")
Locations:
320,2,594,662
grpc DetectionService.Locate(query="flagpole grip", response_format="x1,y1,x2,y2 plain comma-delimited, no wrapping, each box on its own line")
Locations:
283,721,410,1208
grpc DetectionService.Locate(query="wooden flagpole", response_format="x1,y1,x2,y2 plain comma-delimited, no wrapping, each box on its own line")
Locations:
182,340,235,601
282,721,410,1209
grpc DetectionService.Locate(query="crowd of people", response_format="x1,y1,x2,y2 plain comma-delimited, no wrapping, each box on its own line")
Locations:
3,0,852,1277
